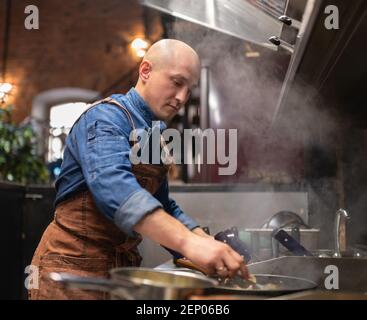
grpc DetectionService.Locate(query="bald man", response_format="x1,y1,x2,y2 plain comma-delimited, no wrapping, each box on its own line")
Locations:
29,39,248,300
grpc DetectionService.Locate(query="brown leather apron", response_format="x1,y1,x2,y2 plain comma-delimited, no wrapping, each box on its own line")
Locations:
29,98,173,300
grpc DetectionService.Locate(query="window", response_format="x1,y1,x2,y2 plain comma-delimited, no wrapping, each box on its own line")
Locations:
48,102,90,163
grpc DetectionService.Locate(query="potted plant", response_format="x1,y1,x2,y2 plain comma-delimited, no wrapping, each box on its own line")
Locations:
0,105,49,185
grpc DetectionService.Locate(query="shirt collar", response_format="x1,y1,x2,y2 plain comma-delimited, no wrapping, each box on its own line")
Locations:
126,87,167,131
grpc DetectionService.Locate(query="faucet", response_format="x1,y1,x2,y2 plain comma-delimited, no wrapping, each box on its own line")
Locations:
333,209,350,257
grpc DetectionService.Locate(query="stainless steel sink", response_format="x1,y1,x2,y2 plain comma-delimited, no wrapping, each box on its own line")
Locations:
248,256,367,292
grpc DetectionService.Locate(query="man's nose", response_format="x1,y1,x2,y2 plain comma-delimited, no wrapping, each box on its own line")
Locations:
175,87,189,104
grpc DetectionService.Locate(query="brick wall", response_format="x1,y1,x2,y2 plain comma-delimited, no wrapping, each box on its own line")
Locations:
0,0,163,122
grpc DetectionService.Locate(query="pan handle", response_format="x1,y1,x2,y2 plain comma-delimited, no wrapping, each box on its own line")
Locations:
272,229,313,256
49,272,137,299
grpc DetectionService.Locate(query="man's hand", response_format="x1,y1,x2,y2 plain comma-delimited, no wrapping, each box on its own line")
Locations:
134,208,249,280
181,233,249,279
189,228,249,279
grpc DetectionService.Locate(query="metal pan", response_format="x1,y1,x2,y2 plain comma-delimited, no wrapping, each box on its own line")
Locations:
208,274,317,296
174,258,317,296
50,267,218,300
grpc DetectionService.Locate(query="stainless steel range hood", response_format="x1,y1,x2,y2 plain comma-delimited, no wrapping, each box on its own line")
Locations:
140,0,285,49
271,0,367,126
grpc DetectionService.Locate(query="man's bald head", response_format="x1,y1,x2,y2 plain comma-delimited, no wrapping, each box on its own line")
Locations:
135,39,201,122
143,39,200,72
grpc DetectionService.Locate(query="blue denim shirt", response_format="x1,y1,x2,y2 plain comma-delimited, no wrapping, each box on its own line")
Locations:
55,88,199,237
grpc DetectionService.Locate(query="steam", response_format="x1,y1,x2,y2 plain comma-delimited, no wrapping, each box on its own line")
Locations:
163,19,364,249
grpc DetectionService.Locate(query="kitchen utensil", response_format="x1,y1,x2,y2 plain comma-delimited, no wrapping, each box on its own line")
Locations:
210,274,317,296
262,211,310,230
174,258,317,296
49,267,218,300
214,227,252,263
272,229,313,256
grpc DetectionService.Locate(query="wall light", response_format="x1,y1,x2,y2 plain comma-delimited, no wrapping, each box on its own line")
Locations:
131,38,150,58
0,82,13,93
0,82,13,103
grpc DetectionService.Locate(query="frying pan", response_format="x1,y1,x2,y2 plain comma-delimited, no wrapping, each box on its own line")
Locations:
49,267,218,300
175,258,317,296
208,274,317,296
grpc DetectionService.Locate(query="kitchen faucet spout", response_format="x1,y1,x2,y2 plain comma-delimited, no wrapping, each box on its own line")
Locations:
334,209,350,257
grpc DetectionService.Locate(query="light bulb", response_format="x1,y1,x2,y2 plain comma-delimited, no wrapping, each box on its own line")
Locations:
131,38,149,50
0,83,13,93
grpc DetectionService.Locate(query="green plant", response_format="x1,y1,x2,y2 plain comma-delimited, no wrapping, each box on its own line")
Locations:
0,105,49,184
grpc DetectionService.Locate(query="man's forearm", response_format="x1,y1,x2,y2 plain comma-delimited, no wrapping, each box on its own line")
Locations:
133,208,196,256
192,227,212,238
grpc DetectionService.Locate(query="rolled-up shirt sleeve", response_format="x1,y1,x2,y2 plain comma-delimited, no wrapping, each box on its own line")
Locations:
72,104,163,237
155,178,200,231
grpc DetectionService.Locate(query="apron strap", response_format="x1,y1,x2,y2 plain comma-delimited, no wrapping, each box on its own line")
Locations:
70,95,174,164
69,97,138,142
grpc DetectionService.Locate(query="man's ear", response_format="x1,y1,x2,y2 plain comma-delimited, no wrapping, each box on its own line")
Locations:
139,60,152,82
